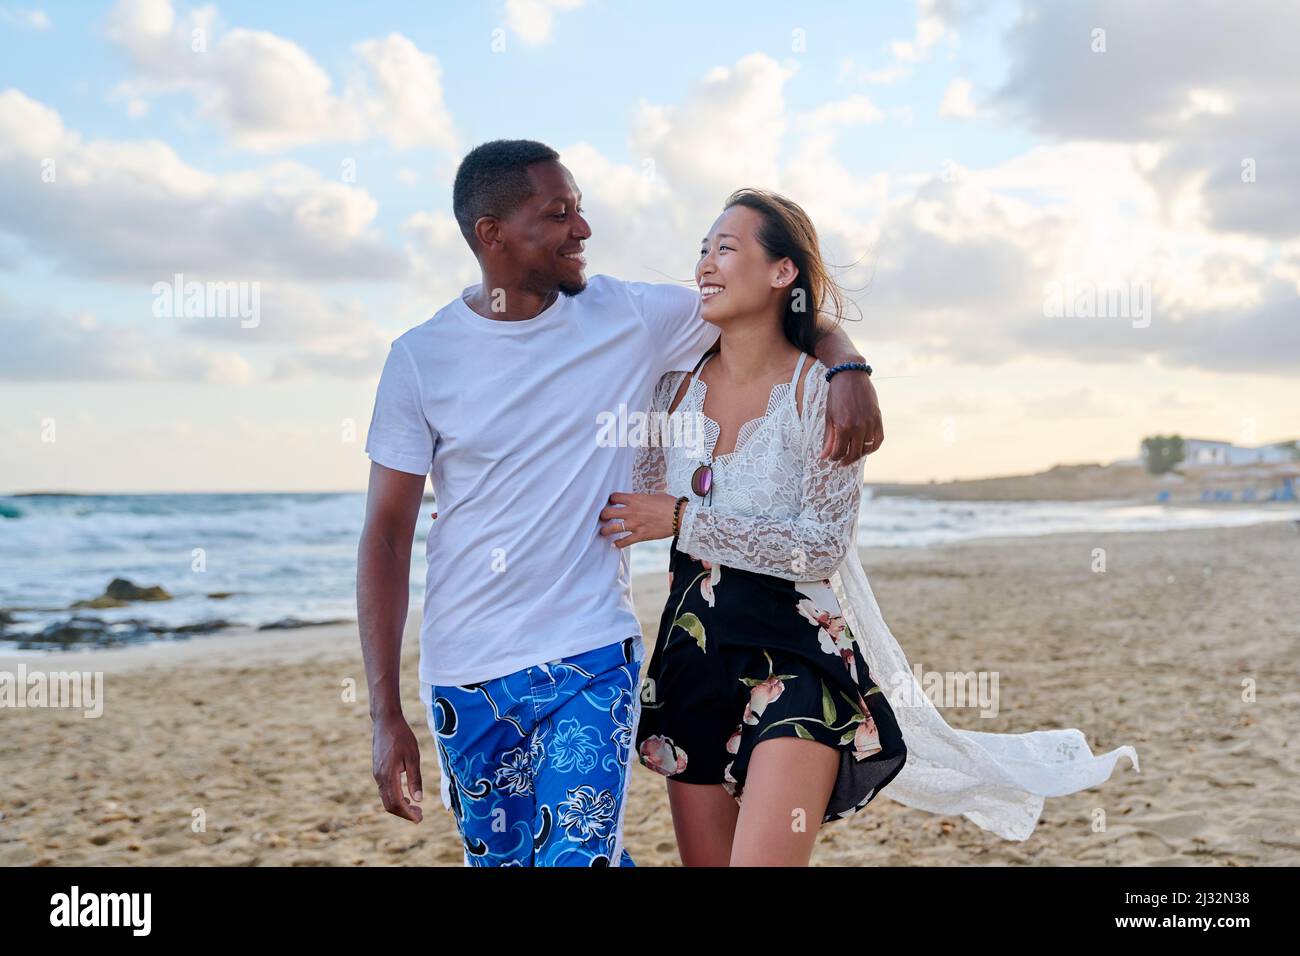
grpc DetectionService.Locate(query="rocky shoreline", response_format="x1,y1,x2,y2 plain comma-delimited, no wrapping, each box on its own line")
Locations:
0,577,353,651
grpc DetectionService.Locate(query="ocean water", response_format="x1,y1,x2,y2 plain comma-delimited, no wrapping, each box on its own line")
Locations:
1,490,1296,650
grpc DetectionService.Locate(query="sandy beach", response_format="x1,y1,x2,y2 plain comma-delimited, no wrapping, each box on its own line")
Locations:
2,521,1298,867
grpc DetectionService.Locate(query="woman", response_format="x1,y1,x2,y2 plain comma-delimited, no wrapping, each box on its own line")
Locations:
598,187,904,866
601,188,1139,866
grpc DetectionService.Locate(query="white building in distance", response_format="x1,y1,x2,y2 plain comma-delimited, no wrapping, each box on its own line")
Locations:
1175,438,1297,467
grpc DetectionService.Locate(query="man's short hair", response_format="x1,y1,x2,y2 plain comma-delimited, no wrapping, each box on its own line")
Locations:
452,139,560,247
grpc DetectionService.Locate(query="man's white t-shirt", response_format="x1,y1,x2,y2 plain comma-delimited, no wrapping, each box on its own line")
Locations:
364,274,719,686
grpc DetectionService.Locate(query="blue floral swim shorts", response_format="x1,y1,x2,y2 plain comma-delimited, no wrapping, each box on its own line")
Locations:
419,635,644,866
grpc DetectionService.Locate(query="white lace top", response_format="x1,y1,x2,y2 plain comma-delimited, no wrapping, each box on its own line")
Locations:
631,350,863,581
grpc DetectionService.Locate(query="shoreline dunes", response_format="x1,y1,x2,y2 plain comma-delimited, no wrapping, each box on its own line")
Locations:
2,521,1298,866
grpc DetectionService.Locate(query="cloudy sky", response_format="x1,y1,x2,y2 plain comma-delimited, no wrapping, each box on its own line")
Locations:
1,0,1296,492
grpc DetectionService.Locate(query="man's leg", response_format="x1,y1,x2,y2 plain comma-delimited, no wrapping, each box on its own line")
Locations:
420,669,542,866
530,636,644,867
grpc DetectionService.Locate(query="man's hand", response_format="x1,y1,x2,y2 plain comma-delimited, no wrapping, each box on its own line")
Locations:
358,462,426,823
810,321,884,465
822,369,884,465
599,492,680,547
372,711,424,823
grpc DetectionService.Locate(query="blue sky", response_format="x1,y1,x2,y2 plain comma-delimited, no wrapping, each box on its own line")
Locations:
2,0,1296,492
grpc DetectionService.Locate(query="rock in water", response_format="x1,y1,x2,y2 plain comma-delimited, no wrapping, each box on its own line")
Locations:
72,577,173,608
104,577,172,602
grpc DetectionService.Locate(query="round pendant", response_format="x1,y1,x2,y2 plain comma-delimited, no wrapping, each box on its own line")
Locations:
691,463,713,497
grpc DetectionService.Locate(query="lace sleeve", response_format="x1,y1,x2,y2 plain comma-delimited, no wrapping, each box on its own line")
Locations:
630,370,683,494
676,367,862,580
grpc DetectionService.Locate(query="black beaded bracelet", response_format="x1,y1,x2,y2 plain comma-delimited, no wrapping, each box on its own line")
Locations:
825,361,872,382
671,496,689,536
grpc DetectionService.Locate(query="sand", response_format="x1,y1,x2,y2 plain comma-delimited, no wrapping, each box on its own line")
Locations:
2,521,1298,866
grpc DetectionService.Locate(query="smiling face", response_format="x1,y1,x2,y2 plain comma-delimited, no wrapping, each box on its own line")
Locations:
493,160,591,296
695,204,796,322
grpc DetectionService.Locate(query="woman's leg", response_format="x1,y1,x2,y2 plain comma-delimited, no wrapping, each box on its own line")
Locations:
666,779,740,867
729,737,839,866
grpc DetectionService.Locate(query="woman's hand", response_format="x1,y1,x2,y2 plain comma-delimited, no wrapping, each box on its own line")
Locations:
598,492,684,548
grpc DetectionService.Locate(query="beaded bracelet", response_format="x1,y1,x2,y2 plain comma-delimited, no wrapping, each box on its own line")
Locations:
825,361,872,382
671,496,689,535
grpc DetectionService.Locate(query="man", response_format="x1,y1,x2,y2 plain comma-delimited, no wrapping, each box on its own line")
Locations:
357,139,883,867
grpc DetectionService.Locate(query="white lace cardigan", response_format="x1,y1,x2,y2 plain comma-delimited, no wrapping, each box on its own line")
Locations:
631,355,1141,841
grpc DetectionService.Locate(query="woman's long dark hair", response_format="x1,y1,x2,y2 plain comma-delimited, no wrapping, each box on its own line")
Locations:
702,187,846,357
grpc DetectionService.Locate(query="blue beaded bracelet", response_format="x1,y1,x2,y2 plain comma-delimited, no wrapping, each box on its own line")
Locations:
824,361,872,382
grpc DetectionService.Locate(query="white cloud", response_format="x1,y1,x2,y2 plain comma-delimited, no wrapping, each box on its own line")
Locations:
892,0,953,64
850,143,1299,373
939,77,977,118
104,0,459,153
838,0,963,86
629,53,793,218
0,89,405,281
988,0,1300,239
838,58,911,87
0,296,254,384
503,0,585,47
268,332,391,380
571,48,1295,376
796,95,885,132
2,283,400,384
398,208,485,305
351,34,458,150
178,284,369,345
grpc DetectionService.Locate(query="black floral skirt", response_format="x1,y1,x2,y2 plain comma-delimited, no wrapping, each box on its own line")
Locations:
635,538,907,823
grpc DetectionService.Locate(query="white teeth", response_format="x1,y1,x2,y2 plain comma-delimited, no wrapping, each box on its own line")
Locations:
562,253,584,260
700,285,724,297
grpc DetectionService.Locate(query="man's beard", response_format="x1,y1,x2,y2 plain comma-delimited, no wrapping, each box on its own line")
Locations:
523,269,587,298
558,276,587,297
